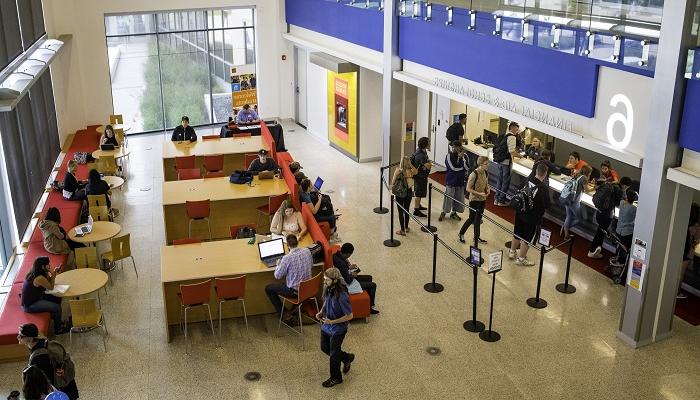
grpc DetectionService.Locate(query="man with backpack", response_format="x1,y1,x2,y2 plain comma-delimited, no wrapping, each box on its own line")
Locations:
588,181,624,258
509,163,550,266
439,141,468,222
492,122,522,207
18,323,79,399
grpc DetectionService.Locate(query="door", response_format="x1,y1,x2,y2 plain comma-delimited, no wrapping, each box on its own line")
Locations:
294,46,308,128
430,93,451,171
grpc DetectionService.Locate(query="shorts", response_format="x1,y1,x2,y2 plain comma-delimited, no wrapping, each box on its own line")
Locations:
514,215,538,244
413,175,428,198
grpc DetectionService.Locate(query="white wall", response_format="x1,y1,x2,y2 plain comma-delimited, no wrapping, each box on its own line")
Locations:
416,87,429,141
43,0,293,144
358,67,382,162
306,59,329,143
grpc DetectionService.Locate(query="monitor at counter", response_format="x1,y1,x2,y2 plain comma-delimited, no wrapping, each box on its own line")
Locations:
483,129,498,145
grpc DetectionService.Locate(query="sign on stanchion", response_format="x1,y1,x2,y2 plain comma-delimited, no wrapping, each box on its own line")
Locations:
480,251,502,342
383,195,401,247
463,246,484,333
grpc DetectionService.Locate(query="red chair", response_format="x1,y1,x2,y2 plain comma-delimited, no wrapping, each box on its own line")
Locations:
203,154,224,173
233,132,251,139
186,200,211,239
175,155,196,170
204,171,226,178
178,280,215,353
256,193,288,233
214,276,248,339
229,223,257,239
277,272,322,348
243,153,258,170
172,238,202,245
178,168,201,180
202,135,220,140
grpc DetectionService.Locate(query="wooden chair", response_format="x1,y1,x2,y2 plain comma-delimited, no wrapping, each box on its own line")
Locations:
178,168,201,180
102,234,138,278
178,280,216,353
202,135,220,140
173,238,202,245
109,114,123,124
114,128,127,148
203,154,224,174
89,206,111,222
69,299,108,351
214,276,249,340
75,247,99,269
175,155,196,171
243,153,258,170
204,171,226,178
233,132,251,139
87,194,109,208
255,193,288,233
277,272,322,349
229,223,257,239
186,200,211,240
96,155,118,176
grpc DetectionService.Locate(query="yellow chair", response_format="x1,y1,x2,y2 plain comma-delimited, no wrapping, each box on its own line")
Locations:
102,234,138,278
114,128,128,148
109,114,123,124
69,299,108,351
75,247,99,269
89,206,111,222
96,155,118,176
87,194,109,208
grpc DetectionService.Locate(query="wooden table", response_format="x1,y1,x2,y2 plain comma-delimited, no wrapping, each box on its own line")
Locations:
162,136,266,181
96,124,130,134
162,176,288,243
55,269,109,298
68,221,121,245
92,147,131,160
160,235,319,342
103,176,125,190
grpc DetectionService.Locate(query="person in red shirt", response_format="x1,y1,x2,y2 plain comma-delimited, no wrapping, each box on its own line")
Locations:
600,160,620,184
565,151,589,175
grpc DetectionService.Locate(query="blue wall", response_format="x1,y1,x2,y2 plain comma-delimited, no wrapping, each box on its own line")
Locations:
285,0,383,52
679,78,700,152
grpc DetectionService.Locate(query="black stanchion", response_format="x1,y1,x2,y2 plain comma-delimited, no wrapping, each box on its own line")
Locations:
424,234,444,293
463,264,484,332
479,270,501,342
383,195,401,248
556,237,577,294
421,183,438,233
373,167,389,214
526,245,548,309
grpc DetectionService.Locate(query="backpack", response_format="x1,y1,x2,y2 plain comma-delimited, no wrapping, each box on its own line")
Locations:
592,183,622,212
29,341,76,388
235,226,256,239
511,183,538,214
73,152,89,165
391,171,408,198
492,133,514,163
559,175,582,206
308,241,324,264
310,192,334,217
229,170,253,184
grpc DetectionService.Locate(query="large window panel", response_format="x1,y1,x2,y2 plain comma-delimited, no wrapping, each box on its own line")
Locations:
0,108,30,233
105,14,157,36
30,0,44,39
17,0,44,48
40,72,60,153
0,0,22,70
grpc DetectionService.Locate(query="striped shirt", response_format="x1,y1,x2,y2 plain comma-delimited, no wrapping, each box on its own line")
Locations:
274,247,312,290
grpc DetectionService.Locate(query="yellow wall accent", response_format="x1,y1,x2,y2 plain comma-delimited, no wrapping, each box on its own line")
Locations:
327,71,358,158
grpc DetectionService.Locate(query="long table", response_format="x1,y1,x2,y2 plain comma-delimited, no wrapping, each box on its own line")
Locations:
160,235,320,342
162,136,266,181
162,176,288,243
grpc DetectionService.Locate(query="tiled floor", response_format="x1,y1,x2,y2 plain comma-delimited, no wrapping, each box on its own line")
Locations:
1,122,699,399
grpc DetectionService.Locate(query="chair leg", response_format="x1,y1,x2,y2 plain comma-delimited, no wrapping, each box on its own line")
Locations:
184,307,190,355
241,299,249,342
298,305,304,350
101,319,108,352
188,219,193,238
277,298,286,334
206,219,211,240
130,256,138,277
205,304,217,347
218,300,223,340
69,328,73,349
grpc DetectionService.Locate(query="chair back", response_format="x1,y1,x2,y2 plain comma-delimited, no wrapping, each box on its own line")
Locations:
87,194,108,208
109,114,123,124
89,205,110,221
69,299,101,328
110,234,132,260
96,155,117,175
233,133,252,139
75,247,99,269
229,223,257,239
178,168,201,180
180,279,212,306
268,193,289,215
298,272,322,303
202,135,220,140
204,171,226,178
244,153,258,170
175,155,196,170
186,200,211,219
173,238,202,245
203,154,224,172
114,128,125,145
214,276,246,300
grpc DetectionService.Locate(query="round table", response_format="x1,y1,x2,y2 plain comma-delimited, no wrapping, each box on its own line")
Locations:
54,269,109,298
103,176,125,190
92,147,131,160
96,124,130,134
67,221,121,244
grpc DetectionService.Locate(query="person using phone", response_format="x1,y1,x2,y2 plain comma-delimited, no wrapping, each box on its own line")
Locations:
333,243,379,314
20,258,66,334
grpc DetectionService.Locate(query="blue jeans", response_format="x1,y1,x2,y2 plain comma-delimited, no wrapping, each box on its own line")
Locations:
24,295,62,329
320,330,350,380
495,162,511,203
265,283,297,314
315,214,337,230
564,202,581,230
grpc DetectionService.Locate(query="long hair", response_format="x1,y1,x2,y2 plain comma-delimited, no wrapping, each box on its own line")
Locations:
26,257,49,281
45,207,61,224
88,169,102,187
323,267,347,300
22,365,52,400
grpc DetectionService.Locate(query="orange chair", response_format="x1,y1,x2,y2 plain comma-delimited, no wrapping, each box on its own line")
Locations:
173,238,202,245
256,193,288,233
203,154,224,173
202,135,220,140
243,153,258,170
178,280,216,353
229,223,257,239
204,171,226,178
277,272,322,348
178,168,201,180
175,155,196,170
214,276,248,339
233,132,252,139
186,200,211,239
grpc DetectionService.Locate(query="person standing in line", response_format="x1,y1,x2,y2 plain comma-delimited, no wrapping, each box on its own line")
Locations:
587,182,623,259
610,189,638,268
493,122,522,206
509,163,550,266
446,113,467,145
391,156,415,236
678,203,700,299
458,156,490,244
561,165,592,238
411,137,432,218
439,141,467,222
170,116,197,142
316,267,355,388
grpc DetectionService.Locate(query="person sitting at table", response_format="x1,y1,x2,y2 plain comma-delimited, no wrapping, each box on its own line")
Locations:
236,104,260,124
333,243,379,314
21,257,67,334
85,169,113,210
63,160,86,201
525,137,544,160
39,207,84,259
294,171,307,186
300,178,339,243
565,151,588,175
599,160,620,185
171,116,197,142
290,161,303,175
100,125,120,147
247,149,280,175
270,200,307,240
264,234,313,324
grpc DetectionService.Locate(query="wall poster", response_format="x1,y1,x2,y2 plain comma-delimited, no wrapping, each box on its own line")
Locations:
231,67,258,119
327,71,358,159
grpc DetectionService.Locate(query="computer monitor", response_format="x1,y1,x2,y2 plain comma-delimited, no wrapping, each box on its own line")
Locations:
258,238,285,260
483,129,498,145
314,177,324,191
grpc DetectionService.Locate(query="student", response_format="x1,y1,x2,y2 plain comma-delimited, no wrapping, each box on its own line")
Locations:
439,141,467,221
264,235,312,322
391,155,415,236
333,243,379,314
270,201,307,240
561,165,591,238
236,104,260,124
588,181,623,259
171,116,197,142
100,125,120,147
62,161,85,201
565,151,588,175
315,267,355,388
247,149,280,175
22,365,66,400
599,160,620,184
294,171,307,186
85,169,112,209
446,113,467,144
510,163,550,266
679,203,700,299
611,189,638,267
525,137,544,160
21,258,65,334
289,161,303,175
39,208,84,257
493,122,522,206
411,137,432,217
300,179,339,242
459,156,490,244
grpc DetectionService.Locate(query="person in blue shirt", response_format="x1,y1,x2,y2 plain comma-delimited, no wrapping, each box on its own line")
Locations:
236,104,260,124
316,267,355,388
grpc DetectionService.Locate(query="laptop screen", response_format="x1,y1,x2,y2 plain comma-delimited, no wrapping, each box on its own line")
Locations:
258,238,285,260
314,177,324,191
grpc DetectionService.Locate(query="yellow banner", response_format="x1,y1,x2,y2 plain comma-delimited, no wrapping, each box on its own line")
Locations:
327,71,357,158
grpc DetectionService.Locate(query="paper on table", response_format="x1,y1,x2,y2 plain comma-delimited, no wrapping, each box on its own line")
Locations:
46,285,70,295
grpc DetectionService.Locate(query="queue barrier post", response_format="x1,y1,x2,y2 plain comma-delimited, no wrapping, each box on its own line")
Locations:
479,269,501,342
383,195,401,248
421,183,438,233
424,233,444,293
464,235,485,333
556,237,577,294
526,244,548,309
373,167,389,214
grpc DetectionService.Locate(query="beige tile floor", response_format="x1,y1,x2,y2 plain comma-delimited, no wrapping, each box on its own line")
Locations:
1,123,699,399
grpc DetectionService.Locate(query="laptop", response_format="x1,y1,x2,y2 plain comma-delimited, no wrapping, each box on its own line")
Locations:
75,215,94,236
314,177,324,191
100,144,115,151
258,238,286,267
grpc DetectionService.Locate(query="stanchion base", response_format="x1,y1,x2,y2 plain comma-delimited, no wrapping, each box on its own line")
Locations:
504,241,512,248
421,225,438,233
383,239,401,247
373,207,389,214
526,297,548,309
556,283,577,294
423,282,444,293
463,320,485,333
479,329,501,342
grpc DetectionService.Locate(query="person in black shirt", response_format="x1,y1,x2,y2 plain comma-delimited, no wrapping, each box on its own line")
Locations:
100,125,120,147
86,169,112,209
445,113,467,144
332,243,379,314
247,149,280,175
171,116,197,142
412,137,432,217
510,162,550,266
62,161,85,201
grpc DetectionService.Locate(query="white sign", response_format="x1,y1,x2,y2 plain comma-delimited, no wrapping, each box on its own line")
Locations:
488,251,503,274
606,94,634,150
539,229,552,247
632,237,647,260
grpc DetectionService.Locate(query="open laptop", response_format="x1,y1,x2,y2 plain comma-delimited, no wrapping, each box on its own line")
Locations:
258,238,286,267
100,144,115,151
314,177,324,191
75,215,94,236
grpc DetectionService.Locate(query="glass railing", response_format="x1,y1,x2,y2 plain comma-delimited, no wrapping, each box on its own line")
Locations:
334,0,385,10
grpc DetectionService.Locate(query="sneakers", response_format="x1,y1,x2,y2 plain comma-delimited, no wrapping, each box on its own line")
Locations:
609,259,624,268
449,212,461,221
494,200,510,207
413,210,427,218
416,206,427,211
330,233,342,244
515,257,535,266
677,292,688,299
370,308,380,315
322,377,343,388
438,212,445,221
478,238,488,244
458,234,465,243
343,353,355,373
508,249,517,260
587,246,603,259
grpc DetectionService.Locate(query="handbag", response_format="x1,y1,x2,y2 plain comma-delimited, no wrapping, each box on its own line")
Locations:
391,171,408,198
346,278,362,294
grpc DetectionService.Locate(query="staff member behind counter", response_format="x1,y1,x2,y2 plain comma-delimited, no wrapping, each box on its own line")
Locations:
171,116,197,142
446,113,467,144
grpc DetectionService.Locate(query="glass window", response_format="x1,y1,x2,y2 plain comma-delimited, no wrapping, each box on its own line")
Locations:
105,14,157,36
623,37,657,70
536,25,576,54
586,33,616,62
224,8,253,27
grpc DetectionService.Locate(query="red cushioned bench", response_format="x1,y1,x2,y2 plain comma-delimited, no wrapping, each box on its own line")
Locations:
0,283,51,361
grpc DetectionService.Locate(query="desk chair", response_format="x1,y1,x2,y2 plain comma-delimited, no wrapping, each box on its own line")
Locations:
87,194,109,208
173,238,202,245
243,153,258,170
256,193,288,233
204,171,226,178
203,154,224,175
186,200,211,240
229,223,257,239
277,272,322,349
175,155,196,171
214,276,249,340
178,279,216,353
102,234,138,279
178,168,201,180
69,299,108,352
233,132,252,139
109,114,123,125
89,205,111,222
96,155,118,176
202,135,220,140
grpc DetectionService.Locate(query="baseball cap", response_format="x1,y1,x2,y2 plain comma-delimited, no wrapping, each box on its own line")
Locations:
19,323,39,338
289,161,302,171
258,149,268,155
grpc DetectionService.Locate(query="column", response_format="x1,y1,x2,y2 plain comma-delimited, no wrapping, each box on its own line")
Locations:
381,0,405,169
